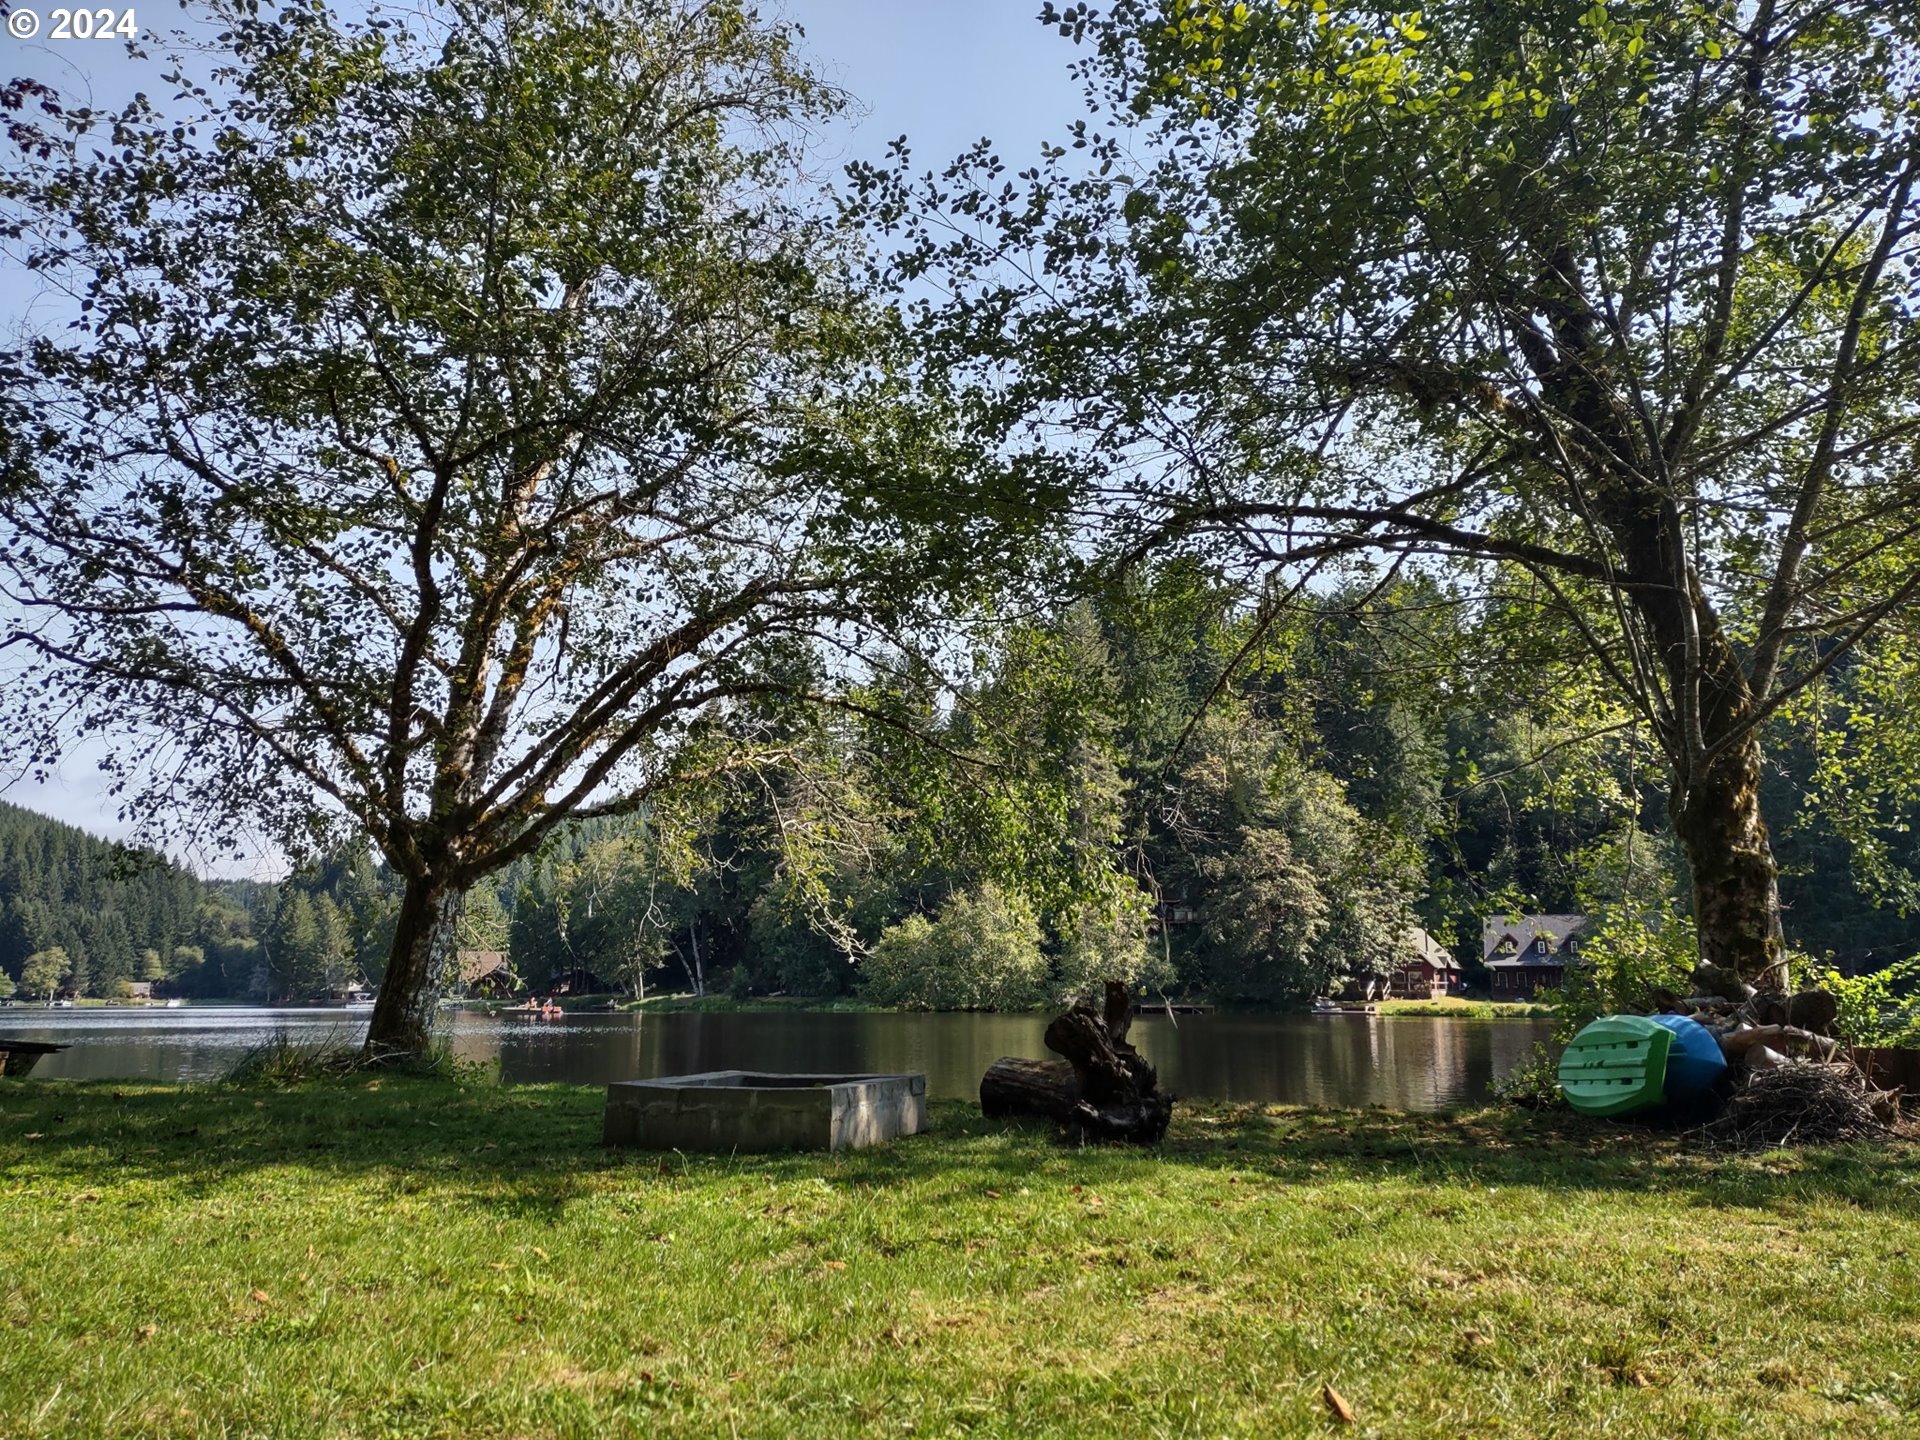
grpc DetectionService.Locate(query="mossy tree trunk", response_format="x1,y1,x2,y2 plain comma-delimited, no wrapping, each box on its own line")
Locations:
1670,728,1786,990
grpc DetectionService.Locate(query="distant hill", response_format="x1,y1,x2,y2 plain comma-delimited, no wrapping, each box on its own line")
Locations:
0,801,256,998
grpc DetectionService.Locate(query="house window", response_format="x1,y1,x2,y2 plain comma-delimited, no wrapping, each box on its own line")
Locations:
1535,936,1549,955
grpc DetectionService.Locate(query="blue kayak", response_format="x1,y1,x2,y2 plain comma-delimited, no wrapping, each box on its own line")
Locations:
1648,1013,1728,1099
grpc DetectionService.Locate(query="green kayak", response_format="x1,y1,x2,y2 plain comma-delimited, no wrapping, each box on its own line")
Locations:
1558,1015,1674,1117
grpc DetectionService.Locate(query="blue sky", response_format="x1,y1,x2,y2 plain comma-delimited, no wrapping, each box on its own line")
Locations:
1,1,1087,169
0,2,1090,863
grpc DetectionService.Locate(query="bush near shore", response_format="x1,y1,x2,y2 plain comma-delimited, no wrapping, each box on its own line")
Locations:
1372,997,1558,1018
3,1076,1917,1438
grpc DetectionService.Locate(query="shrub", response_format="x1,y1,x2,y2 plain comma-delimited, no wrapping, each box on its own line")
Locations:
862,883,1048,1011
1551,905,1697,1042
1803,955,1920,1047
1493,1042,1567,1109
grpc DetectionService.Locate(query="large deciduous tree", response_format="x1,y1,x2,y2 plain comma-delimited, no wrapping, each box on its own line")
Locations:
860,0,1920,988
0,0,1053,1058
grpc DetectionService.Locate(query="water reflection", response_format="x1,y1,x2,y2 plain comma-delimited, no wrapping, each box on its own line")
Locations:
1,1007,1551,1109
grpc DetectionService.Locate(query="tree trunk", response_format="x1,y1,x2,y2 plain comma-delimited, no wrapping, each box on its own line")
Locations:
1518,275,1790,995
1672,758,1786,989
362,877,462,1063
1623,561,1788,991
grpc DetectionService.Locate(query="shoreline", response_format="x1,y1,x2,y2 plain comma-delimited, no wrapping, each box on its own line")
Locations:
4,993,1559,1020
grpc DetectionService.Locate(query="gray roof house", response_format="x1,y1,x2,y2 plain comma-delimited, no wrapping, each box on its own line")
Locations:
1481,913,1590,998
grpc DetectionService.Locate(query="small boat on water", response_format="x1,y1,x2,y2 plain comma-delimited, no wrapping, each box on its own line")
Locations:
1310,997,1378,1015
506,999,564,1020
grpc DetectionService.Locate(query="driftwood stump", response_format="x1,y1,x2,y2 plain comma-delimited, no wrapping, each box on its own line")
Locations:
980,982,1173,1144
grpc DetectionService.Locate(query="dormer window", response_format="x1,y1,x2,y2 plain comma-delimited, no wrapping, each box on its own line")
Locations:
1535,936,1549,955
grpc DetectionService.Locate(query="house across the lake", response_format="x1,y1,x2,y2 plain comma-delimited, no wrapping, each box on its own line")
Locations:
1482,914,1590,999
1388,927,1460,999
456,949,518,999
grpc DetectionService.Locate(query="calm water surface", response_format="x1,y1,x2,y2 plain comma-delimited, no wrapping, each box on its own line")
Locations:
0,1007,1550,1109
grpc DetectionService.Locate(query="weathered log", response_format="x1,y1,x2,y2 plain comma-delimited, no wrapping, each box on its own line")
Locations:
1717,1023,1838,1063
1737,991,1791,1027
979,981,1172,1144
980,1057,1080,1121
1787,989,1839,1035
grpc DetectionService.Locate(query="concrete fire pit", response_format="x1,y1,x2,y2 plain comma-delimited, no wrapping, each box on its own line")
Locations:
602,1071,928,1152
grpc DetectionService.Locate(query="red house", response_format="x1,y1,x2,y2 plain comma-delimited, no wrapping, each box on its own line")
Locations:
1388,927,1460,999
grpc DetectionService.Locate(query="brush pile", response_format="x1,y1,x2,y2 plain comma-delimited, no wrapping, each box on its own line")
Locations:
1652,965,1907,1144
1583,965,1910,1144
1705,1060,1900,1148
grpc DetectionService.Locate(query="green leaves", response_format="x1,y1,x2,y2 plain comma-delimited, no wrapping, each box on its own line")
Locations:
0,0,1058,878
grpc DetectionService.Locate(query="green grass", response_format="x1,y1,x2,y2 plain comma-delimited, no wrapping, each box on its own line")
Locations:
4,1078,1918,1438
1375,997,1558,1018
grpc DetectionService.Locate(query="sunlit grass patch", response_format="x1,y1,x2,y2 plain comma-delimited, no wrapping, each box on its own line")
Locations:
2,1078,1917,1437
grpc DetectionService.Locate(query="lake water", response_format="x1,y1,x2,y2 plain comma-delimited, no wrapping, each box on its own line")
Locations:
0,1007,1552,1109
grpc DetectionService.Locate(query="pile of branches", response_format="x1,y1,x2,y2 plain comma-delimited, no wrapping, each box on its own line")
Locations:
1704,1061,1900,1149
1653,967,1842,1065
1630,966,1906,1145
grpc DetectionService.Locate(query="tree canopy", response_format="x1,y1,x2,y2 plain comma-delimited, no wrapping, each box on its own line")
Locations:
853,0,1920,986
1,0,1060,1055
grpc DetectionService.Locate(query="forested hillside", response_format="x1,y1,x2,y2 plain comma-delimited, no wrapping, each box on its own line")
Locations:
0,803,235,998
0,805,396,1002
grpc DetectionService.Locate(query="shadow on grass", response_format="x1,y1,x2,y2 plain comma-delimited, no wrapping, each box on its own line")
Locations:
3,1078,1917,1217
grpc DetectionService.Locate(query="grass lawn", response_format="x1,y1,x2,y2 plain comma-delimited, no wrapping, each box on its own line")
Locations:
3,1078,1918,1438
